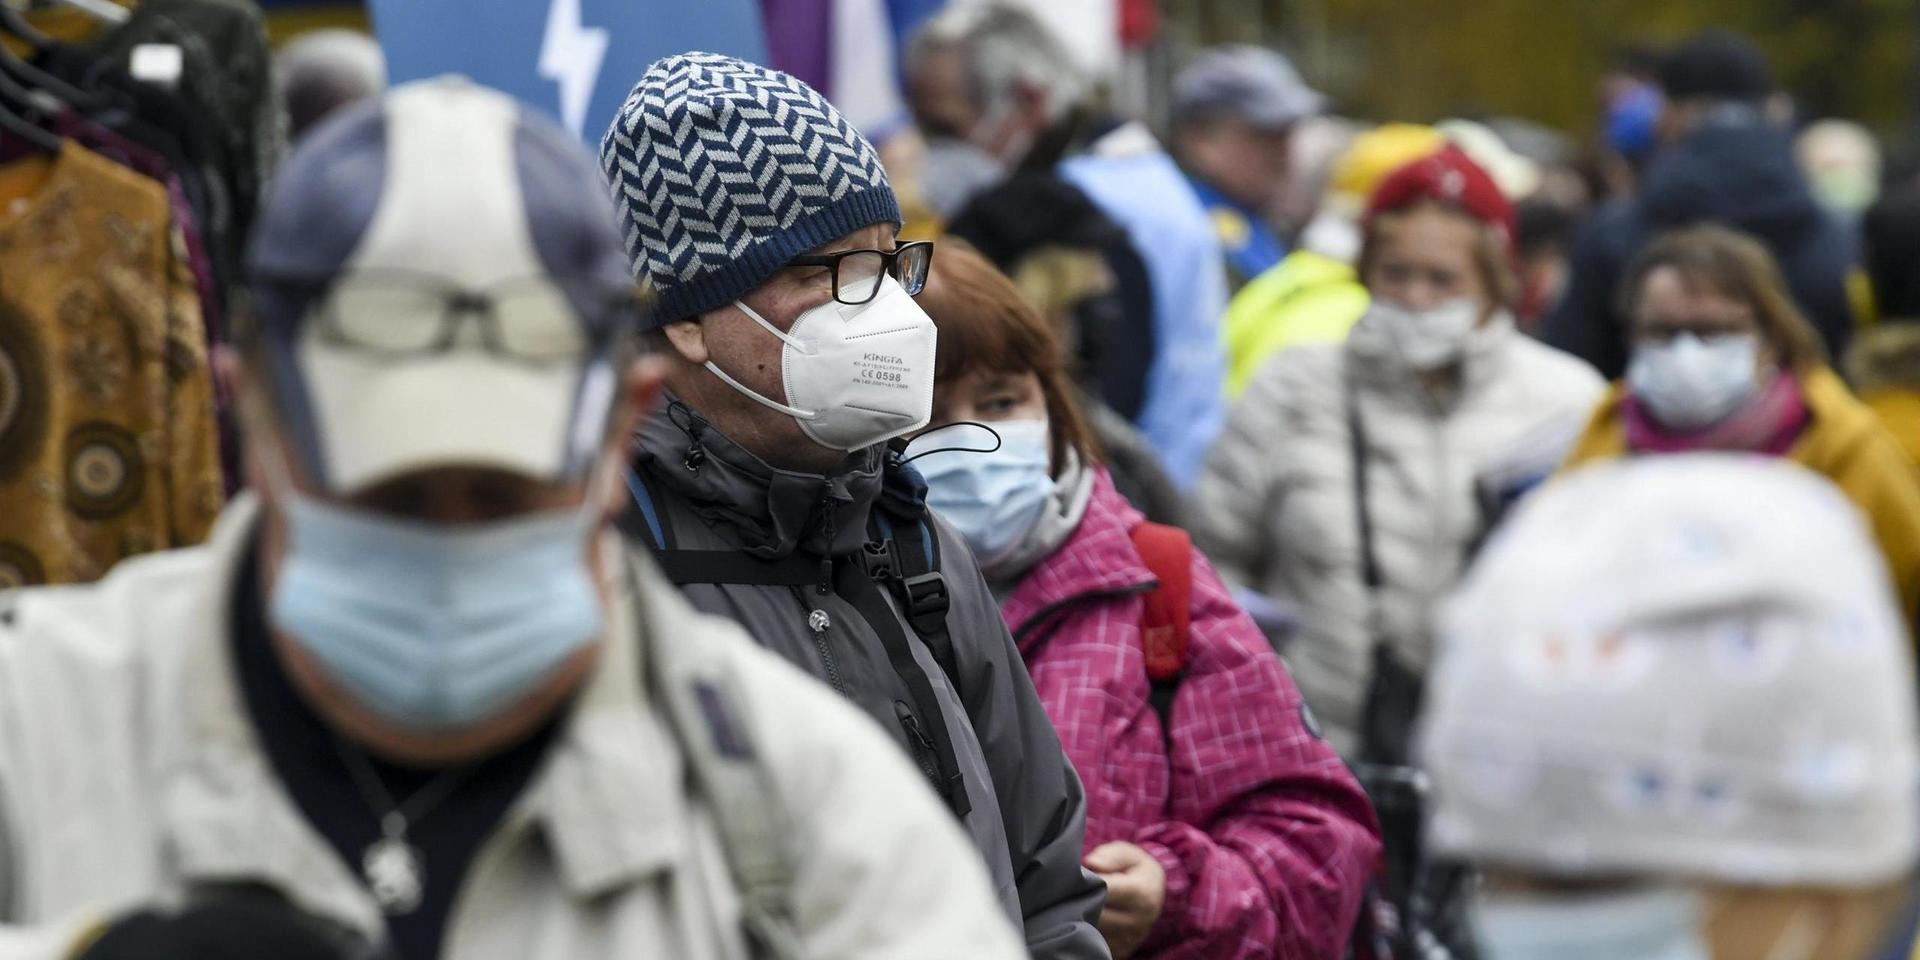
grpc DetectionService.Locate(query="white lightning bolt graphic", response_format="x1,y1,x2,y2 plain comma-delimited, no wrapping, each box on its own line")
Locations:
538,0,610,139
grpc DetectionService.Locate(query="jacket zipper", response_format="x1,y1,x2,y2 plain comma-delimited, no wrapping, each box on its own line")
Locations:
804,483,848,696
811,623,849,697
894,700,941,785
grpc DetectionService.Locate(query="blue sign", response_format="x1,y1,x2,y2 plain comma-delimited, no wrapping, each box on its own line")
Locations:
368,0,769,144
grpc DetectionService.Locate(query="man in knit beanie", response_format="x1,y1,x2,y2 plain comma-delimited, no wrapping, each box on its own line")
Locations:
601,53,1110,959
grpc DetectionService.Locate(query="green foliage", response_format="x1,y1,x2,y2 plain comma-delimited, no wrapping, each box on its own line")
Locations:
1175,0,1916,140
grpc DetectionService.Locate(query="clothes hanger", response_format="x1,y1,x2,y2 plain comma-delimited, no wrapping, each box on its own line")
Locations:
0,68,62,155
0,2,122,119
0,3,54,51
48,0,127,25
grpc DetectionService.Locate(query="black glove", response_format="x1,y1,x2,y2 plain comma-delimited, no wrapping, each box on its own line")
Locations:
77,885,391,960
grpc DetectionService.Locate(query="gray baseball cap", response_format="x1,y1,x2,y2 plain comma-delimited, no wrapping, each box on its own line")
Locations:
247,76,639,494
1175,45,1325,131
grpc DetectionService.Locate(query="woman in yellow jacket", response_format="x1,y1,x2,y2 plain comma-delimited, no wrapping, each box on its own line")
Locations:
1564,224,1920,629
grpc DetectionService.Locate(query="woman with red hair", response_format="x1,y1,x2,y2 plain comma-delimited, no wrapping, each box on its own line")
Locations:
906,243,1381,960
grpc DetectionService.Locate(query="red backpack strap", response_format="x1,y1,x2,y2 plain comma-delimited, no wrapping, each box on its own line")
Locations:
1130,522,1193,681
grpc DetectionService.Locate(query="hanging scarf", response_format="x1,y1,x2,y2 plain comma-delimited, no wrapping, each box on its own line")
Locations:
1625,371,1809,457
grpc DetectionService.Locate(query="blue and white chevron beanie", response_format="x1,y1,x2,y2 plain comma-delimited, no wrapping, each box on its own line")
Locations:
599,52,901,325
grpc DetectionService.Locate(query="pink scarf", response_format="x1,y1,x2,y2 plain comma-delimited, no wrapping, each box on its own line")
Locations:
1624,373,1810,456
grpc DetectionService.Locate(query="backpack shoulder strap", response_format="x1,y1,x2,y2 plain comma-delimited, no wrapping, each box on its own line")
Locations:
870,507,960,691
626,466,832,589
1130,522,1193,735
621,465,673,550
630,554,803,960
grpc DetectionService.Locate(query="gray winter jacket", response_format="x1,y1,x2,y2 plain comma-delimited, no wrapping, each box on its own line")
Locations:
627,402,1111,960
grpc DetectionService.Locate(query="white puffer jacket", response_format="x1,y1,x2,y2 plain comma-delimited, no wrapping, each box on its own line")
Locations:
1196,313,1604,755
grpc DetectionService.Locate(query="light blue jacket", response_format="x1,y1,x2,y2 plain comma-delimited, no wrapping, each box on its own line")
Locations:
1063,123,1229,490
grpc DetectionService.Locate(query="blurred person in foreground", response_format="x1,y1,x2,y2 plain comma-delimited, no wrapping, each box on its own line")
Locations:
1171,45,1326,291
0,78,1026,960
1221,123,1445,397
1545,30,1858,378
274,29,386,141
1849,185,1920,465
905,244,1380,960
1197,146,1604,758
600,53,1109,959
1421,455,1920,960
907,2,1228,489
1563,225,1920,626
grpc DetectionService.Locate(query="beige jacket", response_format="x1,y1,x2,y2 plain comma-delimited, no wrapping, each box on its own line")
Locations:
0,497,1025,959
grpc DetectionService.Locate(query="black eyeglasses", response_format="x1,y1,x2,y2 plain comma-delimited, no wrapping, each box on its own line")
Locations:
785,240,934,305
259,269,648,363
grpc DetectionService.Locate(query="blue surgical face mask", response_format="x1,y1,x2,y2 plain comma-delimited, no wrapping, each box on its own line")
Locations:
907,420,1054,567
1627,333,1762,430
270,488,604,733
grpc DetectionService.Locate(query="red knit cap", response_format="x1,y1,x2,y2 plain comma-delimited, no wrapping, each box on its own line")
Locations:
1362,144,1515,250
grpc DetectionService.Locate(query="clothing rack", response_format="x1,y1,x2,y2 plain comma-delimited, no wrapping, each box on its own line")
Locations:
3,0,130,23
0,0,278,587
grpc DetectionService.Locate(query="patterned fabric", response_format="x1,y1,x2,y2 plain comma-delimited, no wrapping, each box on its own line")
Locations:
1003,468,1380,960
599,52,902,324
1422,455,1920,888
0,143,221,587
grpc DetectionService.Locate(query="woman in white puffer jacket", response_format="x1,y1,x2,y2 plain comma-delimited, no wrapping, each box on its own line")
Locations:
1196,146,1604,759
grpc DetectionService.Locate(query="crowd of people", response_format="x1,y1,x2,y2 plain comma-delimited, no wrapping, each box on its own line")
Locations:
4,2,1920,959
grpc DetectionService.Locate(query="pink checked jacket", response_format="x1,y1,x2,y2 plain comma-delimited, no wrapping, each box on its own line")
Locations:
1001,469,1382,959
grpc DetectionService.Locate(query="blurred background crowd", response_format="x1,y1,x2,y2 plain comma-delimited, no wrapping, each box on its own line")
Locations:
7,0,1920,958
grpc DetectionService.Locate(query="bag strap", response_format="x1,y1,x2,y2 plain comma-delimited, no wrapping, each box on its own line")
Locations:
628,552,803,960
625,466,832,589
1131,522,1193,681
1346,367,1412,768
834,558,973,819
871,509,959,689
653,551,832,589
623,465,675,549
627,461,969,818
1344,372,1384,593
1130,522,1194,750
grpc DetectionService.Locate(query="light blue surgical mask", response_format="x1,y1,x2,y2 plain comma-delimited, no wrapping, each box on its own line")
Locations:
1475,887,1709,960
271,489,604,732
1627,333,1762,430
907,420,1054,569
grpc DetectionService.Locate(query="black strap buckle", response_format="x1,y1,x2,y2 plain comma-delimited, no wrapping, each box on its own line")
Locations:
901,571,949,620
857,540,903,581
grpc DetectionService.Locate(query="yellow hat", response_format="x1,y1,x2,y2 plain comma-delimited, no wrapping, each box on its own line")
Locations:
1329,123,1446,203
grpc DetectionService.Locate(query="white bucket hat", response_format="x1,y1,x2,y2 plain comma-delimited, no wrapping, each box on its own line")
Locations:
1419,454,1920,888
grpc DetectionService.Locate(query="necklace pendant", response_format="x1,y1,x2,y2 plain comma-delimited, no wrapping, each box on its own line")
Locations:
363,832,425,916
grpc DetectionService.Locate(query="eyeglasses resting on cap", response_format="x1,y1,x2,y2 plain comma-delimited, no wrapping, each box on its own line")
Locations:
254,268,650,363
784,240,934,306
